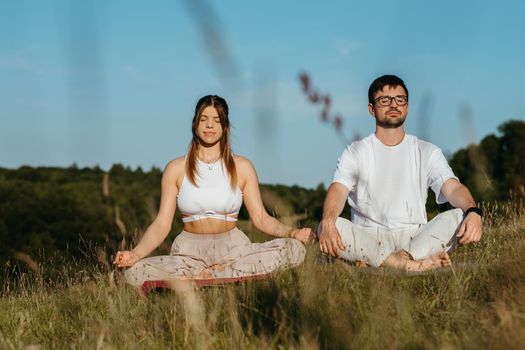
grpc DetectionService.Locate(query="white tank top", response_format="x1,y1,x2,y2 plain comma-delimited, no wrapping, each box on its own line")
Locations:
177,160,243,223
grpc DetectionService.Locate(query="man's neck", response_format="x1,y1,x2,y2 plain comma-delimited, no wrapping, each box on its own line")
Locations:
375,126,405,146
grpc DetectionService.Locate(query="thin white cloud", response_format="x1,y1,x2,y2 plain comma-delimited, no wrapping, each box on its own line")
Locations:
0,54,43,74
121,64,152,84
333,38,364,58
401,52,451,65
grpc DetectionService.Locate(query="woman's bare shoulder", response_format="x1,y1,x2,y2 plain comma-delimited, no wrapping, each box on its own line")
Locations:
233,155,257,181
164,156,186,177
233,155,253,169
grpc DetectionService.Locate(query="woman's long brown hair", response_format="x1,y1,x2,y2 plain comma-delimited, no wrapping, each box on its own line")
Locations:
186,95,237,189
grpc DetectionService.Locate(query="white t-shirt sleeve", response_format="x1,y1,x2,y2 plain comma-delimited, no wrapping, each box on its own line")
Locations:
332,145,359,191
427,147,458,204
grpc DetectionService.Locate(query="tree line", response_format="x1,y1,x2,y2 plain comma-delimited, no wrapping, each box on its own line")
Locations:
0,120,523,270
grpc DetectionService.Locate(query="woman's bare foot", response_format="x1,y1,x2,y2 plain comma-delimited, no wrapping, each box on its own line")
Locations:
355,260,369,268
381,250,451,272
195,264,226,280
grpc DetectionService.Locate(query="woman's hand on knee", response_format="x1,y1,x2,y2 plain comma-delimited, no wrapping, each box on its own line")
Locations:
113,250,141,268
291,228,316,245
318,220,345,257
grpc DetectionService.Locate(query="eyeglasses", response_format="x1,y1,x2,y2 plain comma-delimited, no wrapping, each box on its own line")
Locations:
374,95,408,107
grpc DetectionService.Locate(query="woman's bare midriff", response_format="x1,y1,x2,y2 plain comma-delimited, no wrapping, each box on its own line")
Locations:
183,217,238,234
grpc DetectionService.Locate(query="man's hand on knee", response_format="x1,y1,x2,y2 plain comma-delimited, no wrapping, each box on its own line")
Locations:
457,212,482,245
318,219,346,257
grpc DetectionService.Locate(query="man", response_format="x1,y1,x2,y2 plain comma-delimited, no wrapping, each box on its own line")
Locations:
318,75,482,271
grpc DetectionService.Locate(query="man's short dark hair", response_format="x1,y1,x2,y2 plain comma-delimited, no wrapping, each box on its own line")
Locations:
368,75,409,104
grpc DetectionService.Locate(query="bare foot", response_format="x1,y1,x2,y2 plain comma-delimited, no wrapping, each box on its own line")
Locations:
428,251,451,267
355,260,369,268
404,252,450,272
197,268,213,279
195,264,226,280
382,250,451,272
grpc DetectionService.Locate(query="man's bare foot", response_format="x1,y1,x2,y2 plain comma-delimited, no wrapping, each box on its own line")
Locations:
404,252,451,272
428,251,451,267
382,250,451,272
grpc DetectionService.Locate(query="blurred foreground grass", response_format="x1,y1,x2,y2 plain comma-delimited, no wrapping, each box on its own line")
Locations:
1,202,524,349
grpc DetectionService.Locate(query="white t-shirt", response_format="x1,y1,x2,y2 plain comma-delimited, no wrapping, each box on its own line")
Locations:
332,133,458,229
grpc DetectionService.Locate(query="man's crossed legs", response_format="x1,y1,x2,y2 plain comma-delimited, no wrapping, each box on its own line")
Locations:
329,209,464,272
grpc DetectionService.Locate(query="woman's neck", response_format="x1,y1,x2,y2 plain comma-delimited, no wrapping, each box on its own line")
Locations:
197,144,221,163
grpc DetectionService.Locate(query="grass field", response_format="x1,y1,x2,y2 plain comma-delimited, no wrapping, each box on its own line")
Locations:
1,202,524,349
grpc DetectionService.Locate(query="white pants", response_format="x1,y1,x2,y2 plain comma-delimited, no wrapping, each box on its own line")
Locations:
331,209,464,267
124,228,306,288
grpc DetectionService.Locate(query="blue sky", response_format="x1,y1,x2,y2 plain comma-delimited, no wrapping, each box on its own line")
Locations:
1,0,524,188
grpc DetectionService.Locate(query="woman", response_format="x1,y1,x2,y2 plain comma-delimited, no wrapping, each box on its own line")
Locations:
114,95,313,290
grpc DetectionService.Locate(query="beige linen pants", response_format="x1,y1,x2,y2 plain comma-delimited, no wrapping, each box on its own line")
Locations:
331,209,464,267
124,228,306,288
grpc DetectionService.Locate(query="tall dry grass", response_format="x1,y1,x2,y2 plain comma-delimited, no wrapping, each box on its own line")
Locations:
1,201,524,349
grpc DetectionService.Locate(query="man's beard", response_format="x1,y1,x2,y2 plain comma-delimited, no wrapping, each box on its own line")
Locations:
376,111,406,129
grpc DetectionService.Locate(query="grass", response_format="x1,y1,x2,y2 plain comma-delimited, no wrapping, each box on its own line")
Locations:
1,203,524,349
